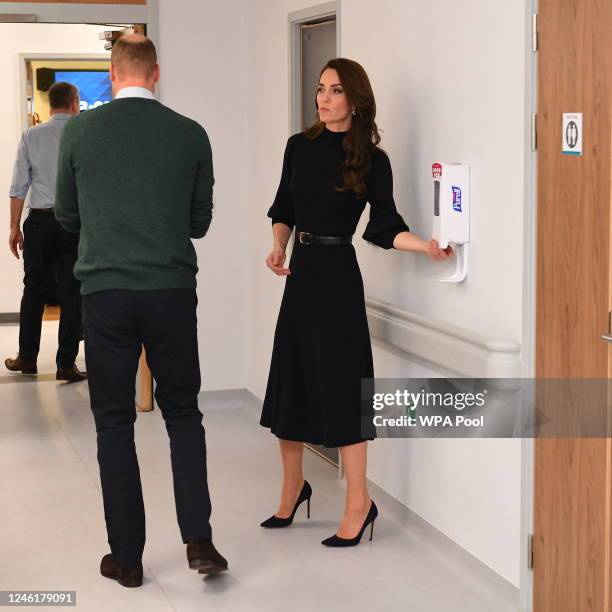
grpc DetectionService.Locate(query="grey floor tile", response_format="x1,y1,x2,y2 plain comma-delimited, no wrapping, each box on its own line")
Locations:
0,322,518,612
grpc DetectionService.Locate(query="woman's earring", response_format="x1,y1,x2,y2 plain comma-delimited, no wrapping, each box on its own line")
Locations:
352,107,356,116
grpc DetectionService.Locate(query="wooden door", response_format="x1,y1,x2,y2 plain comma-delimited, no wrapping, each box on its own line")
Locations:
534,1,612,610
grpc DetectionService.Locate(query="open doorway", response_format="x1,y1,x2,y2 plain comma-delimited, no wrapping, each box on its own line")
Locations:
22,52,116,324
16,25,143,321
0,2,155,395
1,23,142,323
300,19,336,130
0,0,154,319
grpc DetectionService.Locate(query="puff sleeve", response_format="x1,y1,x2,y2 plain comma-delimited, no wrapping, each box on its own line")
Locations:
267,136,296,230
362,149,409,249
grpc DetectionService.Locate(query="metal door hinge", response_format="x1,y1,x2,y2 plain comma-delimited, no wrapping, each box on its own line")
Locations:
602,311,612,343
532,14,538,52
528,534,534,570
531,114,537,151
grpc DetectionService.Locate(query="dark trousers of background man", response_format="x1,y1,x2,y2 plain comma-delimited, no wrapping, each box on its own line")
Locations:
82,289,212,567
19,209,81,368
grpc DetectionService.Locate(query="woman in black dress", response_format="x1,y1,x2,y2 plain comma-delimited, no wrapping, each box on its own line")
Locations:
260,58,453,546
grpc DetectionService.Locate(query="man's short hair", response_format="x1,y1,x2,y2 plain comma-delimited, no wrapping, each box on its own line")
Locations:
48,82,79,110
111,35,157,79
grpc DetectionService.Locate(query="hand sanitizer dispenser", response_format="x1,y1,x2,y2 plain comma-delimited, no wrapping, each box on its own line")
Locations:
432,162,470,282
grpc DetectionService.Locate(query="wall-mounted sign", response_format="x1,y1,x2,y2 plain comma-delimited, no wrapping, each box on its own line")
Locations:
562,112,582,156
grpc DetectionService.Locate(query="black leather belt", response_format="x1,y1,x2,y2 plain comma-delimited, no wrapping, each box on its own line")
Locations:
29,208,54,213
296,231,353,246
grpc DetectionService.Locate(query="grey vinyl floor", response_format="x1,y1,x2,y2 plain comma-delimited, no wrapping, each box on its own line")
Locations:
0,322,519,612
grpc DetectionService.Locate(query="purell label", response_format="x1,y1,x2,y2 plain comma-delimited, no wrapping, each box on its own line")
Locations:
452,186,462,212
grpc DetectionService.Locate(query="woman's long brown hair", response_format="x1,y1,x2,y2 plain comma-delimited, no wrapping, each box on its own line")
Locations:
304,58,381,197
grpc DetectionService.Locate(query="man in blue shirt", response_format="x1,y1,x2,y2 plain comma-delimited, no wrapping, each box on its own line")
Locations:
5,81,86,382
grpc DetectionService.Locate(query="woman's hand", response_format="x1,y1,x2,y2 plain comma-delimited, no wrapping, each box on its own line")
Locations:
427,239,454,262
266,246,291,275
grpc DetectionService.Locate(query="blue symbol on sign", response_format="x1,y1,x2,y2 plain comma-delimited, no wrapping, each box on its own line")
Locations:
452,186,462,212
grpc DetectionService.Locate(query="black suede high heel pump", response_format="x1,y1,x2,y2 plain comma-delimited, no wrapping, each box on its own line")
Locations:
321,500,378,547
260,480,312,528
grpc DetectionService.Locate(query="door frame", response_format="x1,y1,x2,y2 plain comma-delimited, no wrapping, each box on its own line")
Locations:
519,0,538,612
519,0,538,608
288,1,339,136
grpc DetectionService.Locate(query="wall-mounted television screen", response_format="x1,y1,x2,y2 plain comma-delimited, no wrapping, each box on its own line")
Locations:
53,70,112,111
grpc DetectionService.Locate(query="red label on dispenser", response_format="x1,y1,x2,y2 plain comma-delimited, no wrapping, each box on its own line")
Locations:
432,163,442,179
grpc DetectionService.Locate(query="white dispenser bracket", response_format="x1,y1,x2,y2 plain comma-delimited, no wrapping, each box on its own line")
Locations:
431,162,470,283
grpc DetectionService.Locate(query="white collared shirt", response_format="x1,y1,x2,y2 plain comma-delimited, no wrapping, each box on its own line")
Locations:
9,113,73,208
114,86,156,100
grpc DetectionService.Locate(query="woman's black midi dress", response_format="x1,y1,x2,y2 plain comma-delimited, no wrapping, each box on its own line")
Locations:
260,128,410,448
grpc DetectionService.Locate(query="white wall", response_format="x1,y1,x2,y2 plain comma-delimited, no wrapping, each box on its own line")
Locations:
241,0,529,587
340,0,529,586
344,0,527,342
242,0,320,398
157,0,248,390
0,24,111,314
371,342,523,586
0,1,527,589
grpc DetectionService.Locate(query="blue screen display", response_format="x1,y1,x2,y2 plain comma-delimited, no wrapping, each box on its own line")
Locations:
54,71,112,111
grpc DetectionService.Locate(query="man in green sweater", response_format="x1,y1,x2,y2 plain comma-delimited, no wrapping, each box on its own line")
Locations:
55,34,228,587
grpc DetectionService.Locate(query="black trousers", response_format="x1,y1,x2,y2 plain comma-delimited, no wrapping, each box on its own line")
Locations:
19,210,81,368
82,289,212,567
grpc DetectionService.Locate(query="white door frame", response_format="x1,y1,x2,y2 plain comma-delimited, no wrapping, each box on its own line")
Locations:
519,0,538,609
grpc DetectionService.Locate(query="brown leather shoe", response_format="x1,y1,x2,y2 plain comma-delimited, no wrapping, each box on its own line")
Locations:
186,540,228,575
56,365,87,383
5,355,37,375
100,554,143,588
